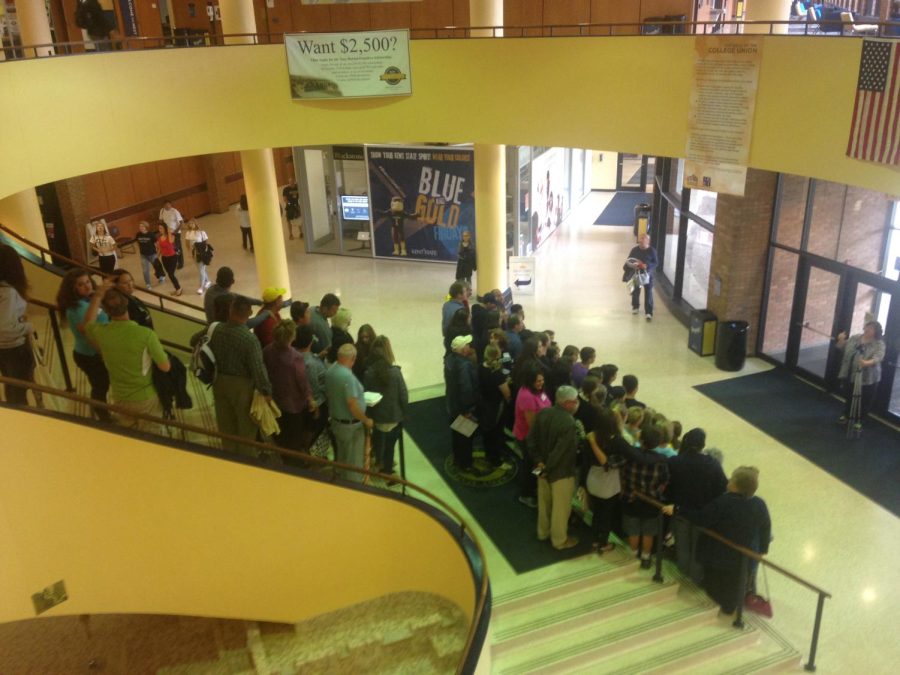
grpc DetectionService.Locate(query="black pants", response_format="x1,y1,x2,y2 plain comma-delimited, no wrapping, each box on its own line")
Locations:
72,350,111,421
161,255,181,290
704,565,746,614
275,410,308,454
98,254,117,274
481,422,506,466
842,378,877,422
0,343,35,405
631,278,654,315
591,494,620,547
518,438,537,499
173,232,184,269
241,227,254,250
451,429,474,469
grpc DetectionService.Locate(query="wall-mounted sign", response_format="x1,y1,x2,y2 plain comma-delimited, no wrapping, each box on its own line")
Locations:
285,29,412,99
340,195,370,221
509,257,535,295
683,36,762,197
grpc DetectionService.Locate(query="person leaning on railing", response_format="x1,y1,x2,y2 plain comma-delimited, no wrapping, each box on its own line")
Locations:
0,244,35,405
662,466,771,616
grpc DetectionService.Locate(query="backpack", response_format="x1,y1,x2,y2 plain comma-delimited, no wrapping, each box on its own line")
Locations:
193,240,214,266
190,322,219,386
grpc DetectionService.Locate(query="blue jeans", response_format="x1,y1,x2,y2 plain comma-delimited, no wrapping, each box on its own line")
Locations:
140,254,164,286
631,278,654,315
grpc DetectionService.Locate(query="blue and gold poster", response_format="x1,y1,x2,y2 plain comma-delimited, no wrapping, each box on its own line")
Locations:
366,145,475,262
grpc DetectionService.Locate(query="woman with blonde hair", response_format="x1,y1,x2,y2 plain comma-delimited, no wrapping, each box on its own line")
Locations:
364,335,408,478
90,221,117,274
328,307,354,363
479,343,512,469
183,218,212,294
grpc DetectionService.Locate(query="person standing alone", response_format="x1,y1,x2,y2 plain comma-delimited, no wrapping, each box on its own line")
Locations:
627,234,658,321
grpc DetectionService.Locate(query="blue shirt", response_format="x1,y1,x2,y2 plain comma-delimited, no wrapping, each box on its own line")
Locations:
67,298,108,356
325,362,365,421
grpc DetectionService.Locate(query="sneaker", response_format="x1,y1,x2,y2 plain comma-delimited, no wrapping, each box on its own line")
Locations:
146,285,152,291
640,557,653,569
837,415,848,425
196,288,204,294
518,496,538,509
158,277,165,284
554,537,579,551
853,422,862,432
646,313,653,321
632,308,639,315
204,280,212,290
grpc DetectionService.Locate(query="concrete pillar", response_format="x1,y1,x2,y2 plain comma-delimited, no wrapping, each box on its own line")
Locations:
743,0,791,34
469,0,503,37
0,188,49,253
219,0,257,44
241,149,291,299
14,0,55,57
473,144,507,295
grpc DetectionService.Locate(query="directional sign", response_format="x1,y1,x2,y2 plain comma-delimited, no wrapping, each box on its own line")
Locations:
509,257,535,296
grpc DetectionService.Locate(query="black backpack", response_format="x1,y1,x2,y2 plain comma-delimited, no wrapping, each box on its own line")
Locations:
190,322,219,386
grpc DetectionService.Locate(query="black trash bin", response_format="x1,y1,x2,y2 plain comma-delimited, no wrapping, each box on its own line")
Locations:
715,321,749,371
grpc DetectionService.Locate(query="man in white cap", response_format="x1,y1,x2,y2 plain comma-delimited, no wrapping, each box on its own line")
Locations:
444,334,479,472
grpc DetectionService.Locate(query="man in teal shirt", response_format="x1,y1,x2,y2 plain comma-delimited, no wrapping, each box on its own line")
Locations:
325,343,372,482
85,282,170,433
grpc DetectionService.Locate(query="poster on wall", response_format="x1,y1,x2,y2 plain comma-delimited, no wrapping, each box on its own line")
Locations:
683,36,762,197
366,145,475,262
284,29,411,99
530,147,567,252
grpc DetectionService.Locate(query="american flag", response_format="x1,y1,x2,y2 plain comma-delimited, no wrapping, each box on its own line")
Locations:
847,40,900,165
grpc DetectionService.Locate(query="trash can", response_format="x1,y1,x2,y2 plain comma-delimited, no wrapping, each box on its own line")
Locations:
689,310,717,356
633,203,651,238
715,321,749,371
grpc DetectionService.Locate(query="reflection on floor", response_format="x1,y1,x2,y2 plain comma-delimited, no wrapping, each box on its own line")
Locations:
106,190,900,673
0,592,465,674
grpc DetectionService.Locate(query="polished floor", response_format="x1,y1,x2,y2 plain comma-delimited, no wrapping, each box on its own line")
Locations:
114,191,900,673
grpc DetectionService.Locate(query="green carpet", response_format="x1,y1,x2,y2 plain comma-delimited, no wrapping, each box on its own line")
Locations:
405,397,594,574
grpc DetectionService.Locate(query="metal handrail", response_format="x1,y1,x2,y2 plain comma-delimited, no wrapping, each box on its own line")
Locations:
3,19,899,62
633,490,830,671
0,374,490,674
0,223,206,320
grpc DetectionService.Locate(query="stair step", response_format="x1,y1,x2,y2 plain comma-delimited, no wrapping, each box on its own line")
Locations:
492,574,680,656
675,616,803,674
580,617,759,675
493,591,718,674
493,554,640,618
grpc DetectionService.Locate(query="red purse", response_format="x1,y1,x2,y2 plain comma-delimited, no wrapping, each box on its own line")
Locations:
744,566,773,618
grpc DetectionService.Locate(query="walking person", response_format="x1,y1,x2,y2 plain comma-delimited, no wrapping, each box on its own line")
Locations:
134,221,165,290
158,200,185,268
238,194,254,252
626,233,658,321
90,221,117,274
155,223,182,296
0,245,35,405
183,218,212,295
56,269,112,421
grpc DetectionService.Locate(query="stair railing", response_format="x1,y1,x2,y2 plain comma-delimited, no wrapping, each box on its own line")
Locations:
0,374,489,675
633,490,830,672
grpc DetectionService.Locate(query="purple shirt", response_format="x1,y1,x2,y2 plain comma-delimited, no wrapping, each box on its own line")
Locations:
262,343,310,414
571,362,589,388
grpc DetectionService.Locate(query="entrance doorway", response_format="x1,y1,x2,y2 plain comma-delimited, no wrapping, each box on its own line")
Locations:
616,154,655,192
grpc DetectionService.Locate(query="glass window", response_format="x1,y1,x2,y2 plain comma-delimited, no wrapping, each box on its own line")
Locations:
664,206,681,283
807,180,844,260
666,159,684,196
836,186,890,272
761,248,799,362
688,188,717,225
682,219,714,309
883,201,900,281
774,174,808,249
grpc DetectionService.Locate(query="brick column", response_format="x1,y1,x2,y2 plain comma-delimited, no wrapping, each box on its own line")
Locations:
203,154,233,214
55,177,90,264
706,169,778,354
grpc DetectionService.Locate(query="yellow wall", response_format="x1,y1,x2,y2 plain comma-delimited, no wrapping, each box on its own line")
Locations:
0,37,898,201
0,407,476,625
591,151,620,191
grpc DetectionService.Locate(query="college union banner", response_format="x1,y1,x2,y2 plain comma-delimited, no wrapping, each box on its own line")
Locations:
366,146,475,262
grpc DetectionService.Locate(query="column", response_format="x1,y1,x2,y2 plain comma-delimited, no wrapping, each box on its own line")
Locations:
219,0,257,44
743,0,792,35
0,189,49,253
470,0,506,295
14,0,55,57
241,149,292,298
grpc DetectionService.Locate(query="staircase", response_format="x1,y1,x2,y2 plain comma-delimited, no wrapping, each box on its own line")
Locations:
490,549,802,674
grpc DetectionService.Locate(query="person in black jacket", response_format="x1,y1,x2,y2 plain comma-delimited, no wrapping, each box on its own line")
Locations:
444,334,479,471
364,335,408,478
664,428,727,582
455,229,477,284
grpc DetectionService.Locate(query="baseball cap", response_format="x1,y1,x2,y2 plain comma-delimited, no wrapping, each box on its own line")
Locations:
262,287,286,303
451,335,473,351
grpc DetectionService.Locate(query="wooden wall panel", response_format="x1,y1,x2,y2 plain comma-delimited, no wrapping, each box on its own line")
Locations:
289,5,332,33
261,0,293,37
640,0,694,21
181,157,206,187
330,5,372,32
186,192,210,220
101,167,135,212
84,173,108,218
505,0,543,37
134,1,164,40
171,1,211,31
370,3,413,29
156,158,186,196
590,0,641,35
544,0,591,26
130,162,162,203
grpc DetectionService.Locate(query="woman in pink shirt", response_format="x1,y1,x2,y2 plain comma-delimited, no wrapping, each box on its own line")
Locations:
514,362,551,508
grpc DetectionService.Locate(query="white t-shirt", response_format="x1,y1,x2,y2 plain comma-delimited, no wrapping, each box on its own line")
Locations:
159,207,184,233
184,229,208,245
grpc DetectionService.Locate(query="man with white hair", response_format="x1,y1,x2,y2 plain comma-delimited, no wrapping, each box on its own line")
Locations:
527,385,581,550
325,343,372,482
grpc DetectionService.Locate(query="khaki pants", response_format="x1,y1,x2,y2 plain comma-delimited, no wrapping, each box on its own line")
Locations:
537,475,575,548
115,398,165,436
213,374,259,457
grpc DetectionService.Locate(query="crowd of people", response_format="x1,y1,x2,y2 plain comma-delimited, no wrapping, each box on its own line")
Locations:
440,281,772,616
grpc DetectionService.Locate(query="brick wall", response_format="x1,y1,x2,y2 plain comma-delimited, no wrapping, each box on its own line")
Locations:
706,168,777,355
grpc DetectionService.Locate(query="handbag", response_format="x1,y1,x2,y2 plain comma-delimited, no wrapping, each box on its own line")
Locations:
744,565,773,618
586,465,621,499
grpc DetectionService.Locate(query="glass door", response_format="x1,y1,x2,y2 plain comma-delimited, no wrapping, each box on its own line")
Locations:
616,154,647,192
795,264,841,380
